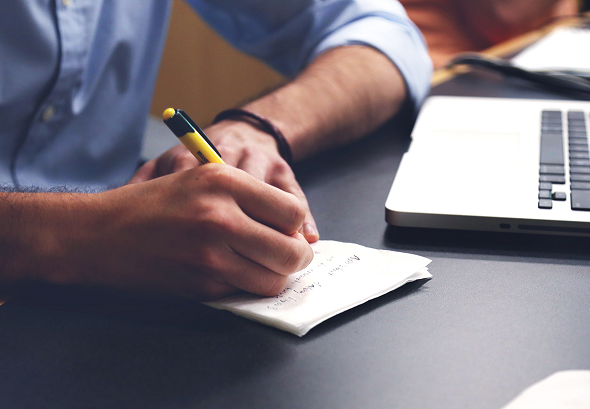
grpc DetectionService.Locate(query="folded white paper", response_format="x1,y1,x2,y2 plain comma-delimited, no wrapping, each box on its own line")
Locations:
205,240,431,336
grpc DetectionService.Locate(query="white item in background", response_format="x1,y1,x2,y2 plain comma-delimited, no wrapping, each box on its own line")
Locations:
501,370,590,409
512,27,590,74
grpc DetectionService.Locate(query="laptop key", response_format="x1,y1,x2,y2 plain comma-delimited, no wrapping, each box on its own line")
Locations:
569,145,589,152
570,166,590,174
570,159,590,167
568,114,585,123
552,191,567,201
540,134,564,165
571,182,590,190
539,165,565,175
539,190,552,199
568,129,588,139
569,152,590,160
539,182,552,190
538,199,553,209
541,130,563,137
568,139,588,146
539,175,565,184
571,174,590,182
571,191,590,210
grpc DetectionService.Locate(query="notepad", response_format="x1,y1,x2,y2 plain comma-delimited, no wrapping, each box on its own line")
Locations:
205,240,431,336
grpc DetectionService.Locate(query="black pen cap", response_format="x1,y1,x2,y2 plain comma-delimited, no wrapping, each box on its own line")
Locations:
162,108,223,158
163,109,194,137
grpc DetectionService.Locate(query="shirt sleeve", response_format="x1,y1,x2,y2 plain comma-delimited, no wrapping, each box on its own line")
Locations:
187,0,433,111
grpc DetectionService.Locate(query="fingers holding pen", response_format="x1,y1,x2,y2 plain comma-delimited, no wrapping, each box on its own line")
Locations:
131,112,318,245
229,143,319,243
128,144,199,184
95,166,314,301
177,252,292,300
188,166,312,284
267,164,319,243
194,165,313,269
210,165,307,236
195,249,295,299
227,224,313,278
171,207,311,299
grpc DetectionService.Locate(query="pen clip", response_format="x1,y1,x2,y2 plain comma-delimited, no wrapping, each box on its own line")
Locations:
176,110,223,158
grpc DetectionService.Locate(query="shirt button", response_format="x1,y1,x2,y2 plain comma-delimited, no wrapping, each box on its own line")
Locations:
42,105,55,122
62,0,72,7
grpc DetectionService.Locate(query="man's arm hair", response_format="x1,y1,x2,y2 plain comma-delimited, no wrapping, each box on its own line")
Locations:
0,185,106,193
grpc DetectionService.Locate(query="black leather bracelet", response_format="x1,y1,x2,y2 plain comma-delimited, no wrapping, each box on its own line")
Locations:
212,108,293,166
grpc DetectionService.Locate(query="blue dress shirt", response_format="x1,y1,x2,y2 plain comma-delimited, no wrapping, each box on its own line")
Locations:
0,0,431,189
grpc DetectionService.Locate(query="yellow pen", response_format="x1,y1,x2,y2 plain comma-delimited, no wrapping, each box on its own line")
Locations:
162,108,225,165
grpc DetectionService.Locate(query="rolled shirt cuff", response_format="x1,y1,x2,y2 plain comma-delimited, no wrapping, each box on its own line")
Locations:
309,16,433,114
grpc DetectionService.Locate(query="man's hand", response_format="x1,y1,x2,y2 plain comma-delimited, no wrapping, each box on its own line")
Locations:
130,120,319,243
132,45,408,247
1,165,314,301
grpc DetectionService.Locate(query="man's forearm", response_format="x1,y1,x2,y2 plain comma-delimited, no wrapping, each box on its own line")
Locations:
0,192,46,285
0,167,314,300
0,191,92,287
242,45,408,161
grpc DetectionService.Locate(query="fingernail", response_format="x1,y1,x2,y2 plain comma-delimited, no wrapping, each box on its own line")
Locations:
303,223,319,241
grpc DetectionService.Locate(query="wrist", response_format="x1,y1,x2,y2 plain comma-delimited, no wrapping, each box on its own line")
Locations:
207,118,287,160
212,108,293,165
0,192,100,286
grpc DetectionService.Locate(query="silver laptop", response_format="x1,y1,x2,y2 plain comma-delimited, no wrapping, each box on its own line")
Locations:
385,96,590,236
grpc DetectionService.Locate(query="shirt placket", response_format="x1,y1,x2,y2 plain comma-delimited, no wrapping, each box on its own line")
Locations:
14,0,89,184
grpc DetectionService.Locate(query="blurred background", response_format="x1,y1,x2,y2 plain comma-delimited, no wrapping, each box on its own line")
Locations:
150,0,286,128
143,0,589,160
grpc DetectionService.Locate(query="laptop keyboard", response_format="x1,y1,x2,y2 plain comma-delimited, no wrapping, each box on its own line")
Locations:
538,110,590,210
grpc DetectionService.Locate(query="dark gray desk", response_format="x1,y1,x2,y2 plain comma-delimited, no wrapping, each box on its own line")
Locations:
1,71,590,409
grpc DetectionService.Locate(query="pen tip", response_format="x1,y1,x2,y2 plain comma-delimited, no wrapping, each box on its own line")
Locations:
163,108,176,121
